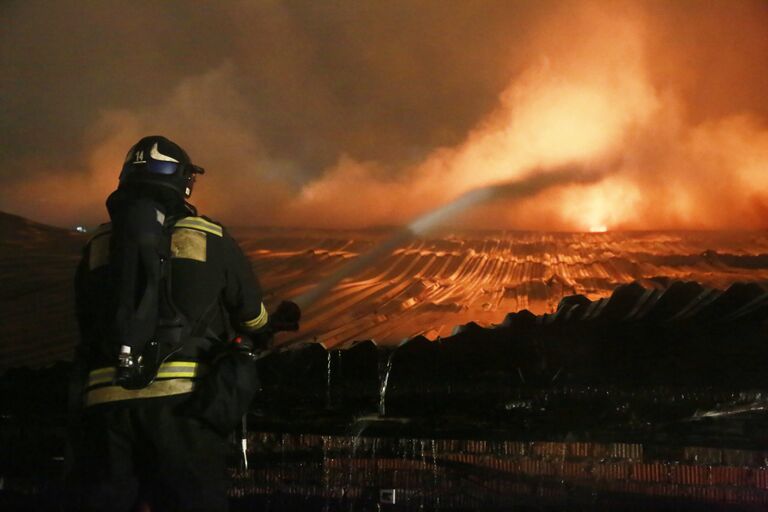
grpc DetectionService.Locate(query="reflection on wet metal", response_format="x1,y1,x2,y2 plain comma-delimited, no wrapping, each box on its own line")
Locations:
294,165,606,311
378,351,395,417
326,351,332,410
694,399,768,419
379,489,396,504
232,432,768,509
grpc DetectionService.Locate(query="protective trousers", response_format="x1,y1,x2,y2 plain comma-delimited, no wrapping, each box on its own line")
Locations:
70,394,229,512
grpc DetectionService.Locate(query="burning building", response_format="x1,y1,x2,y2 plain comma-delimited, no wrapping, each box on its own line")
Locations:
1,1,768,510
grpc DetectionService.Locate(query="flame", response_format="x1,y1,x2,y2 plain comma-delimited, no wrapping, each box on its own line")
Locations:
3,2,768,231
282,1,768,232
284,3,660,231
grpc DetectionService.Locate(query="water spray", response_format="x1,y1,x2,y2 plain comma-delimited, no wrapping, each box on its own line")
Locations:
264,162,613,353
292,163,607,311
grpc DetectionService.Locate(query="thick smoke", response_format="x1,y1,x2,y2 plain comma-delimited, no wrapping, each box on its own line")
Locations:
1,0,767,230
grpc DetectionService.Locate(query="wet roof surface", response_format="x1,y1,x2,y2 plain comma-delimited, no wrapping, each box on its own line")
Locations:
1,211,766,369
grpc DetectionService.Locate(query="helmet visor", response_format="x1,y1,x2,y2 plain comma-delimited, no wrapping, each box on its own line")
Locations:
119,160,181,183
132,160,180,175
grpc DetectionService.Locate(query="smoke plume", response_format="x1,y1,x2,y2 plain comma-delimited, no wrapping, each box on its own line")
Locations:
1,0,767,230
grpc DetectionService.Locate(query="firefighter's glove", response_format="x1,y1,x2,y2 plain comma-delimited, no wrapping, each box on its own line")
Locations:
230,334,256,354
268,300,301,332
231,332,272,355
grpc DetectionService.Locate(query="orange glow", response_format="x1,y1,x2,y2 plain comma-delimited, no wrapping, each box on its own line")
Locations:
3,2,767,231
278,2,768,232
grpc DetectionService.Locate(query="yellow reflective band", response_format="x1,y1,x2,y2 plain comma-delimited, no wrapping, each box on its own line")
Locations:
156,371,198,378
87,361,204,388
89,367,115,376
154,362,204,380
85,379,196,407
88,368,116,387
88,375,115,387
174,217,223,237
160,361,200,369
242,303,268,330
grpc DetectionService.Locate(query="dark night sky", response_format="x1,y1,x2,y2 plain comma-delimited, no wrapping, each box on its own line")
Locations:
2,1,767,230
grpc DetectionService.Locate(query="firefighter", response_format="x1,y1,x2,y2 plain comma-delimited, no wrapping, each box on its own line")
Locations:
69,135,288,511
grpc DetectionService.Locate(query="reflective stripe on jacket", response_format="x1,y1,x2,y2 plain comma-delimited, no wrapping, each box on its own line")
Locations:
85,361,207,407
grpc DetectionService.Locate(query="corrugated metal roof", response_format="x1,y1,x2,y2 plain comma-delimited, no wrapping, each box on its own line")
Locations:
1,212,766,370
0,212,84,369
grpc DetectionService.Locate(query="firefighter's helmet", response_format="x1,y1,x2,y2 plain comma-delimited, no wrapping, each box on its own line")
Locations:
119,135,205,199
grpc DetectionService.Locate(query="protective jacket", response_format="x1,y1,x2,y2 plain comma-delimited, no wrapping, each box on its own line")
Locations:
74,214,268,407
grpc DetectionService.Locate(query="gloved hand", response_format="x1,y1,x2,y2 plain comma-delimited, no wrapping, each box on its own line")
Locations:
268,300,301,332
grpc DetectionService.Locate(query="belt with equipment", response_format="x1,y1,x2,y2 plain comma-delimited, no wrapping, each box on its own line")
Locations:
85,361,207,407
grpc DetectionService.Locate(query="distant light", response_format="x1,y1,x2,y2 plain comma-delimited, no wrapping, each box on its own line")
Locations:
380,489,397,504
75,226,88,233
589,225,608,233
